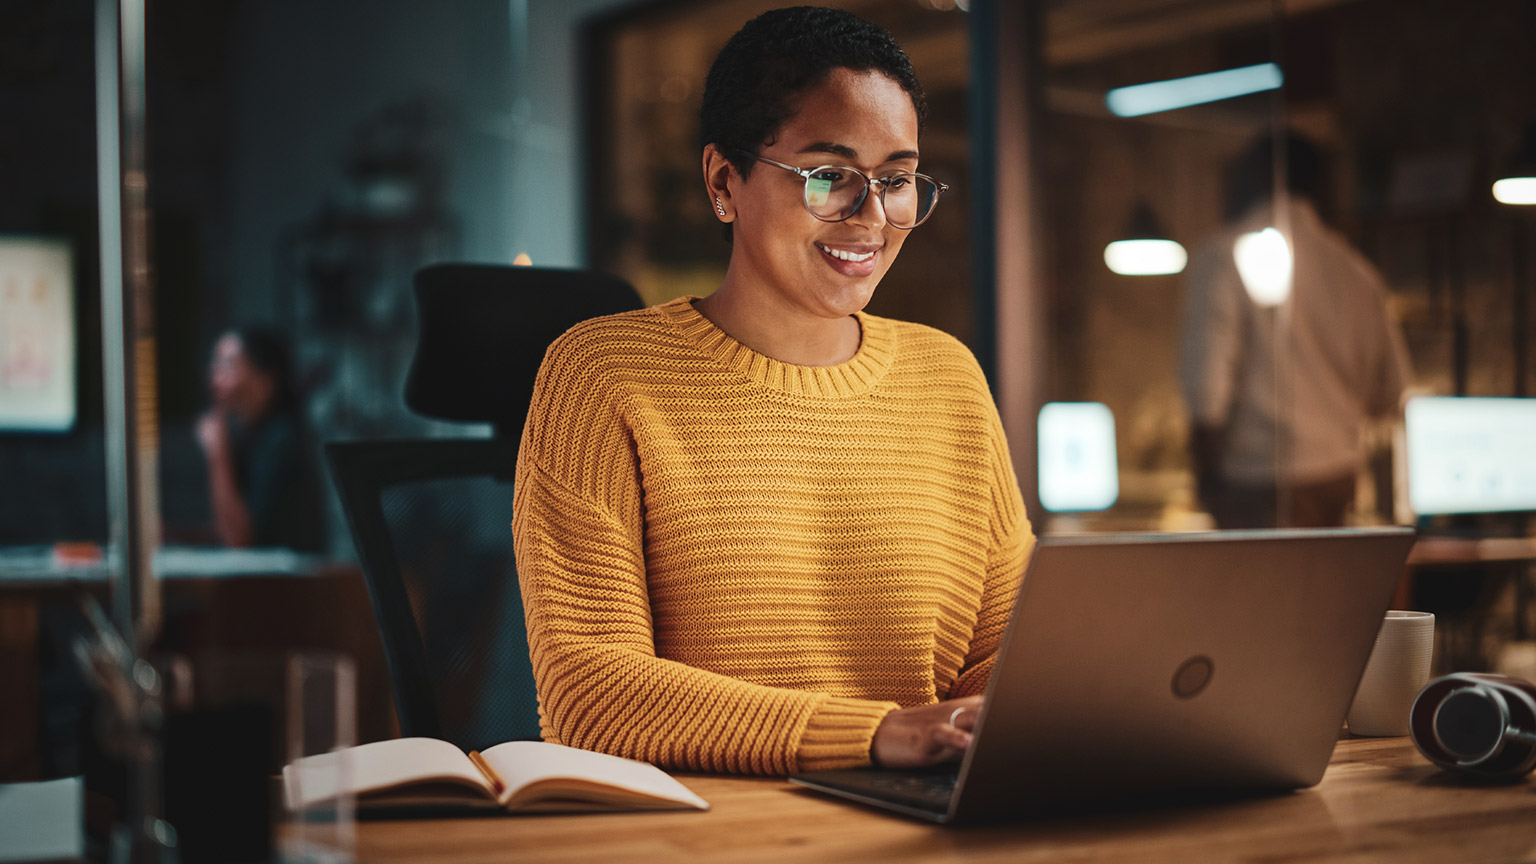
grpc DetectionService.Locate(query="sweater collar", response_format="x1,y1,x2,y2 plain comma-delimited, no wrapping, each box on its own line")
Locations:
658,296,895,398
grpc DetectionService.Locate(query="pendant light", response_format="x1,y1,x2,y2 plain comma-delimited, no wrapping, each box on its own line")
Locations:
1233,226,1293,306
1492,126,1536,206
1103,201,1187,276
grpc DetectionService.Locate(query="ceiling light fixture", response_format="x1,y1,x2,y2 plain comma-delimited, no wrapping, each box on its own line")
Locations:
1105,63,1284,118
1493,126,1536,206
1103,202,1187,276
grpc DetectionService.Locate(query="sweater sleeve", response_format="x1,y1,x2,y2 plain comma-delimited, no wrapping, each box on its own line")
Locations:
511,328,897,775
948,409,1035,699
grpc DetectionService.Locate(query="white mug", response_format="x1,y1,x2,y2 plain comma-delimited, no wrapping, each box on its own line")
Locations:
1347,611,1435,737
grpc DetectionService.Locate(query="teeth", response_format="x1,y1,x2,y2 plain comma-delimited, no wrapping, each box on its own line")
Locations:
818,243,875,263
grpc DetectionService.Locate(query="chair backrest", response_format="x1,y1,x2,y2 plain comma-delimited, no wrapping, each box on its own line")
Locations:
328,265,642,751
327,439,532,749
404,263,643,436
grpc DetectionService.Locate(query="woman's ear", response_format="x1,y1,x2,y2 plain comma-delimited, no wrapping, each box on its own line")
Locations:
702,144,735,223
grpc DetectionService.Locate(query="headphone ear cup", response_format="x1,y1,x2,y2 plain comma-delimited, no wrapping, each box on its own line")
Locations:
1410,673,1536,780
1432,688,1506,762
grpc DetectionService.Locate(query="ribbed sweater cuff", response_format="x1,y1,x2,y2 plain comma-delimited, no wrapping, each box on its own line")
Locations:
796,696,900,772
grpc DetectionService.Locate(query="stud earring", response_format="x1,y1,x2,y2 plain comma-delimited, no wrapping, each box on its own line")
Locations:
714,197,727,217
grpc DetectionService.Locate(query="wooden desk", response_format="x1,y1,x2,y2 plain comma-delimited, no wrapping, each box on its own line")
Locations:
0,544,334,587
331,738,1536,864
0,547,394,781
1403,536,1536,658
1408,536,1536,567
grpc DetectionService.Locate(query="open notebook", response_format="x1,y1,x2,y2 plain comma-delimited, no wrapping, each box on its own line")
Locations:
283,737,708,814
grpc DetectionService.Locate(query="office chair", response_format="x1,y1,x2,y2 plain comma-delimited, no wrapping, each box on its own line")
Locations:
327,264,643,752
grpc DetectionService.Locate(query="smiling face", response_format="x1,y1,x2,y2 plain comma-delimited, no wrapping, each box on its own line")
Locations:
720,67,921,322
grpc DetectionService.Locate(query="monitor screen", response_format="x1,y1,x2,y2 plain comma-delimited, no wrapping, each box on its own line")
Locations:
1405,396,1536,515
1038,401,1119,513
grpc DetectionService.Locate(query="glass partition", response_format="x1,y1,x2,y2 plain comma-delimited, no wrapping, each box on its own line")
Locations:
1037,0,1536,538
1,0,519,794
1040,0,1288,533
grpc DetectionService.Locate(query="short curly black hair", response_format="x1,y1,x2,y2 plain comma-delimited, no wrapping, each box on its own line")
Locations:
700,6,927,180
228,325,300,411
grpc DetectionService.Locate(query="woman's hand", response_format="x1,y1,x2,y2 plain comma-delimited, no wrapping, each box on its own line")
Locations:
871,696,983,769
196,409,230,460
197,408,253,547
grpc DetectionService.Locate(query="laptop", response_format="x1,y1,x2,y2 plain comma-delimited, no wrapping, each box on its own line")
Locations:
789,527,1417,824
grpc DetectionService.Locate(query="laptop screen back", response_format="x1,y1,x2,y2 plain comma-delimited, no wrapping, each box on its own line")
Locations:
950,528,1413,823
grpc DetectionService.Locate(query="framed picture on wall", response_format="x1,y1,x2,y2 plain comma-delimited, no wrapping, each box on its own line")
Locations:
0,235,76,433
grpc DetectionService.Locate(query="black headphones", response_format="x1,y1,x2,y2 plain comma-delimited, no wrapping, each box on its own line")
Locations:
1410,673,1536,779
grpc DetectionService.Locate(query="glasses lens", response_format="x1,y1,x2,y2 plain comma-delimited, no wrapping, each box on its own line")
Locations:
803,168,867,221
800,168,943,227
881,175,940,228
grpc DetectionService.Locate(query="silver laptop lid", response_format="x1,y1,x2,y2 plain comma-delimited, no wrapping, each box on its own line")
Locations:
951,527,1415,823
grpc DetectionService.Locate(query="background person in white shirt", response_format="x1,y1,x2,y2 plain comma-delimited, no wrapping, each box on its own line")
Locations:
1181,134,1413,529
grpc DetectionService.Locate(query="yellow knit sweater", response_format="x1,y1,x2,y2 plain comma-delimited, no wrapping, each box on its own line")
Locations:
512,296,1033,775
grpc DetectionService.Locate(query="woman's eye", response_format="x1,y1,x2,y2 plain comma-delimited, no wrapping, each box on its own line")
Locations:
884,176,912,190
811,169,847,184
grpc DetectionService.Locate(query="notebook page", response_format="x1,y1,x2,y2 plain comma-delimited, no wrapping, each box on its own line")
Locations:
479,741,708,809
284,737,489,808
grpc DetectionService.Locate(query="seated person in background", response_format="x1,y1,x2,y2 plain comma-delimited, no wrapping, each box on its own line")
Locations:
196,326,326,552
512,7,1035,775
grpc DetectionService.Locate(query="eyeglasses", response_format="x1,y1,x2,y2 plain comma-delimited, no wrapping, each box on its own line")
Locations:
744,153,949,229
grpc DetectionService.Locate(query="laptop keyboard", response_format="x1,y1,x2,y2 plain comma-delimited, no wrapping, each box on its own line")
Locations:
861,771,959,807
797,768,959,814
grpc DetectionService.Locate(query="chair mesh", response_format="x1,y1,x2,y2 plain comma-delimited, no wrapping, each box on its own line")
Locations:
380,475,539,751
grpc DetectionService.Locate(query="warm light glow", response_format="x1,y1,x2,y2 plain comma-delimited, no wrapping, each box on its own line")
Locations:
1233,228,1292,306
1103,239,1188,276
512,253,533,266
1492,177,1536,205
1105,63,1284,118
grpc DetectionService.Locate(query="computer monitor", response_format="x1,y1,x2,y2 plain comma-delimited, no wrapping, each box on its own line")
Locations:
1038,401,1119,513
0,235,77,433
1404,396,1536,516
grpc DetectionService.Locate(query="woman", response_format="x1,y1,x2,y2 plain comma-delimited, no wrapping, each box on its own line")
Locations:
512,6,1034,774
196,326,325,552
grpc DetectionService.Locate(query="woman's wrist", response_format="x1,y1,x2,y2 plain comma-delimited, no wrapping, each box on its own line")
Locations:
869,697,981,769
799,696,898,773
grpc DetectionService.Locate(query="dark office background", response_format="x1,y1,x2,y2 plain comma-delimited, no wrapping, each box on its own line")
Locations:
3,0,1535,544
1,0,518,545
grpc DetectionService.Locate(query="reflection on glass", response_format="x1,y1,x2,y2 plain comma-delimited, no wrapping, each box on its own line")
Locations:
1232,227,1292,306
